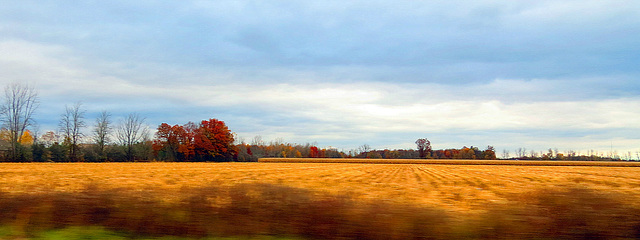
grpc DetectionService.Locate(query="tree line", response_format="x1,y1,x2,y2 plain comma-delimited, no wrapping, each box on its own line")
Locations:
0,83,152,162
233,137,497,161
0,83,493,163
0,83,239,162
501,148,624,161
0,82,627,162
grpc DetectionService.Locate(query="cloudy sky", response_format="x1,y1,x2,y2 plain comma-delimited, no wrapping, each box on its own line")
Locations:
1,1,639,155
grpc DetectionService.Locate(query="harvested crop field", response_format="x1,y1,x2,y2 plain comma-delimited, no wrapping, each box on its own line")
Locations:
2,161,640,211
3,161,640,239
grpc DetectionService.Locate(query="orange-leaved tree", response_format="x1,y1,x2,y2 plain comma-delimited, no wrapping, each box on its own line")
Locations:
153,123,194,161
193,118,236,162
155,119,236,162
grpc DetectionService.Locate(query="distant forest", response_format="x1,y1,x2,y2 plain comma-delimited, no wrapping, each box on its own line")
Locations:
0,82,627,162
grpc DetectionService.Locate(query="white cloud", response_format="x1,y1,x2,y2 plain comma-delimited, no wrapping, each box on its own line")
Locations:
156,79,640,146
1,1,639,153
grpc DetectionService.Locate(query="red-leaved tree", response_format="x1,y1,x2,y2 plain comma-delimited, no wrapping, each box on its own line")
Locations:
193,118,236,162
309,146,319,158
153,123,193,161
154,118,236,161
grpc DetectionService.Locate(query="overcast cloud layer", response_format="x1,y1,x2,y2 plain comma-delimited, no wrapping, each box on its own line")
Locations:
1,1,639,155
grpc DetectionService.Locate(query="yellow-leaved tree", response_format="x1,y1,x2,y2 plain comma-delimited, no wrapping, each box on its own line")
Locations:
19,130,34,145
1,128,34,145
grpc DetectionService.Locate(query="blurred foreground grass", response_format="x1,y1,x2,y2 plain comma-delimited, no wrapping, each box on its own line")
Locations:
0,225,305,240
0,183,639,239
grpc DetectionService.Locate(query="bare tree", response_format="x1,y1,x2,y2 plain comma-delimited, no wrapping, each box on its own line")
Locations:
567,149,577,160
59,102,86,161
415,138,432,158
251,135,264,146
30,124,41,144
357,144,371,156
93,111,111,156
530,150,537,159
516,147,527,159
502,149,510,159
0,83,38,161
116,113,149,161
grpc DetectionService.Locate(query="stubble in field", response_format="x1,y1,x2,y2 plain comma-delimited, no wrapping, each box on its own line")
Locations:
2,162,639,212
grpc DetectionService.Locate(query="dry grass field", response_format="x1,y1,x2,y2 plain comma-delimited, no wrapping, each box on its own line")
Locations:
1,160,640,211
2,160,640,239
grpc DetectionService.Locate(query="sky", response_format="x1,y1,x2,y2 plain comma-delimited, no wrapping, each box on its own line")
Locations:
1,1,639,156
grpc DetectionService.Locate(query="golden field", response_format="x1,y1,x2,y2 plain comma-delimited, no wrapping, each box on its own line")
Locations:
3,160,640,239
2,160,640,212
